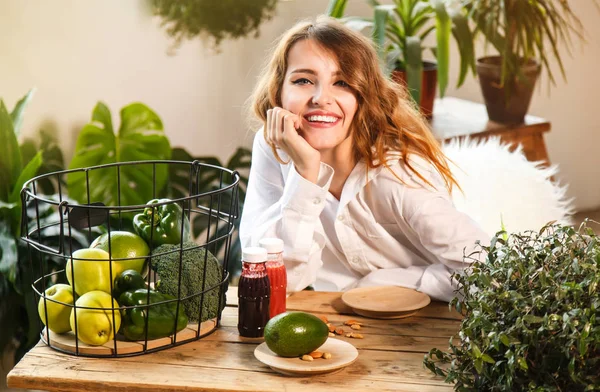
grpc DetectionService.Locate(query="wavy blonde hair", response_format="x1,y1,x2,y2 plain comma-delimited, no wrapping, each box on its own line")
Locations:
249,16,458,192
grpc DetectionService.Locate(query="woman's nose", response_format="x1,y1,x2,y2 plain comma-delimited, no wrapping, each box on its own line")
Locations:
312,85,333,106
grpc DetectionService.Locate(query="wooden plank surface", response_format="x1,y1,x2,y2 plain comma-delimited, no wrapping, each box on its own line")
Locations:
227,287,463,321
8,341,453,392
8,288,460,392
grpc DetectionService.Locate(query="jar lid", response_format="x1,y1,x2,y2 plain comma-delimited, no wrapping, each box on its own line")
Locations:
258,238,284,253
241,247,268,263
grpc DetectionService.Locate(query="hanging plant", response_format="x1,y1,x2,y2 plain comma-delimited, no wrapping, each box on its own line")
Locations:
151,0,279,50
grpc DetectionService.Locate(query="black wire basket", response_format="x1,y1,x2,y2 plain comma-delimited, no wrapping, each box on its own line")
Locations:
21,160,239,357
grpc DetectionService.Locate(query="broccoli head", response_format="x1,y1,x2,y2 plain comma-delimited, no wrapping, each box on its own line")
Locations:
151,241,225,322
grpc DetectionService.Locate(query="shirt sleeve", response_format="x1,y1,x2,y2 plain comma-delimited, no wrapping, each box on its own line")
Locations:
239,130,334,292
356,160,489,302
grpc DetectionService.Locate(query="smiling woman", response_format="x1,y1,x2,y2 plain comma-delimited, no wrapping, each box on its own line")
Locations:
240,16,489,302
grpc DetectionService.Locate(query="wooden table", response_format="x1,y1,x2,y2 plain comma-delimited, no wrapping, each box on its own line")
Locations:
8,288,462,392
431,97,551,164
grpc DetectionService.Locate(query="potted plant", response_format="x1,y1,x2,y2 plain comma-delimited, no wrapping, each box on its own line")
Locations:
0,91,94,369
424,222,600,390
464,0,589,124
152,0,279,51
327,0,475,118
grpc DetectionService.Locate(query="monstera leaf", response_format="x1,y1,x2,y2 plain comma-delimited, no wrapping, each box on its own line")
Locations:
67,102,171,207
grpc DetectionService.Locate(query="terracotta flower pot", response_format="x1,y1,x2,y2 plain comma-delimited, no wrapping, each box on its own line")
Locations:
391,62,437,119
476,56,541,125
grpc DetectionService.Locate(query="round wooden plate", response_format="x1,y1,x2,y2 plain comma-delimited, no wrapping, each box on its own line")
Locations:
341,286,431,319
41,318,217,355
254,338,358,376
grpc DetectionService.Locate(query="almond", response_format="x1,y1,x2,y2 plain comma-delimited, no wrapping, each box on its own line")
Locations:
327,323,336,333
351,324,361,330
323,352,332,359
328,332,335,337
334,327,345,335
344,319,362,326
318,315,329,324
309,351,323,359
301,355,314,361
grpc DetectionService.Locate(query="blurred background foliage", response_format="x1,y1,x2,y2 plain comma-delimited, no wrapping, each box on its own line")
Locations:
152,0,279,50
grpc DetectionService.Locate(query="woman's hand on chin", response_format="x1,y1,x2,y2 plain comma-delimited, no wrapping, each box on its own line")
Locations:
267,107,321,183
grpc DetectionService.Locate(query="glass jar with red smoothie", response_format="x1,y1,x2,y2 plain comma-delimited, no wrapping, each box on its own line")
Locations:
238,247,270,338
258,238,287,319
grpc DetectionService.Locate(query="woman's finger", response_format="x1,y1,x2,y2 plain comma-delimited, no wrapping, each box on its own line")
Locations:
274,107,283,146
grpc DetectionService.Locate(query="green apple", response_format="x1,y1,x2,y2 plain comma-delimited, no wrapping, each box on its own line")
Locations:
37,284,74,334
65,248,117,296
90,231,150,277
70,291,121,346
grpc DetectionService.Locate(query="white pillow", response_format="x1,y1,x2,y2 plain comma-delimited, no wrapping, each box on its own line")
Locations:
443,137,574,236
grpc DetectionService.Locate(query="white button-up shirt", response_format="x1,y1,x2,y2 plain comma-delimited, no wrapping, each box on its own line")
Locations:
240,130,489,301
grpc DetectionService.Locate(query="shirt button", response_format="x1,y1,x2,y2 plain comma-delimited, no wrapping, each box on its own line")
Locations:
337,215,345,221
352,257,361,264
313,197,321,205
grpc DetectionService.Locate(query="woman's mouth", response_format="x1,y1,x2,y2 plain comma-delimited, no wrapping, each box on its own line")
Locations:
303,115,341,128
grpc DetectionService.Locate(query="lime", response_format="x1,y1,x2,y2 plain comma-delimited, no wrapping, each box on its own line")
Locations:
90,231,150,277
264,312,329,357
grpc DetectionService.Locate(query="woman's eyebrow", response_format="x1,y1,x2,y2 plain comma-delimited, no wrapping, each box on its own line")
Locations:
289,69,342,76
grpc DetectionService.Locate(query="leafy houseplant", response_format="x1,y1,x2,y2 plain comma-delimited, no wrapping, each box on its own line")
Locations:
67,102,172,209
0,91,91,367
464,0,590,124
327,0,475,117
152,0,279,51
424,222,600,390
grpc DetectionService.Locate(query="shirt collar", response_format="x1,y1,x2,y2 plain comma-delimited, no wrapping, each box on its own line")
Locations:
337,150,401,209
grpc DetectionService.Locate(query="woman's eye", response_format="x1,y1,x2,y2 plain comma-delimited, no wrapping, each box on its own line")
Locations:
335,80,350,88
291,78,312,85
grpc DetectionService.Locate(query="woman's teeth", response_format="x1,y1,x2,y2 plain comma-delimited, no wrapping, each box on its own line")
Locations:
307,115,337,123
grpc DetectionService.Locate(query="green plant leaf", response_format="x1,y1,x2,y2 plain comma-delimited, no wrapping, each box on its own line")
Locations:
450,10,475,87
9,151,43,204
518,357,529,371
410,2,432,29
20,130,65,195
19,140,37,168
92,99,114,134
7,151,43,237
373,5,392,66
0,222,18,284
405,35,422,105
10,89,35,137
0,100,22,202
430,0,450,97
342,17,373,33
67,102,171,207
0,201,18,230
325,0,348,18
523,314,544,325
474,357,483,374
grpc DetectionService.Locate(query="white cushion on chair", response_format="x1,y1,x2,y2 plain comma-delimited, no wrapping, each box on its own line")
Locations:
442,137,574,236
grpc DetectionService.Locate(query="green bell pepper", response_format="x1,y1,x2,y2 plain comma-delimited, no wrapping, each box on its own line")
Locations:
113,269,146,298
133,198,190,246
119,288,188,341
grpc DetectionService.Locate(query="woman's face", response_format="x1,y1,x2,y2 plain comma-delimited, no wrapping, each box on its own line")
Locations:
281,39,358,154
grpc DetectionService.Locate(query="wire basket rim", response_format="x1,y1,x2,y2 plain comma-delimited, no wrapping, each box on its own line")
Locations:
21,159,241,210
